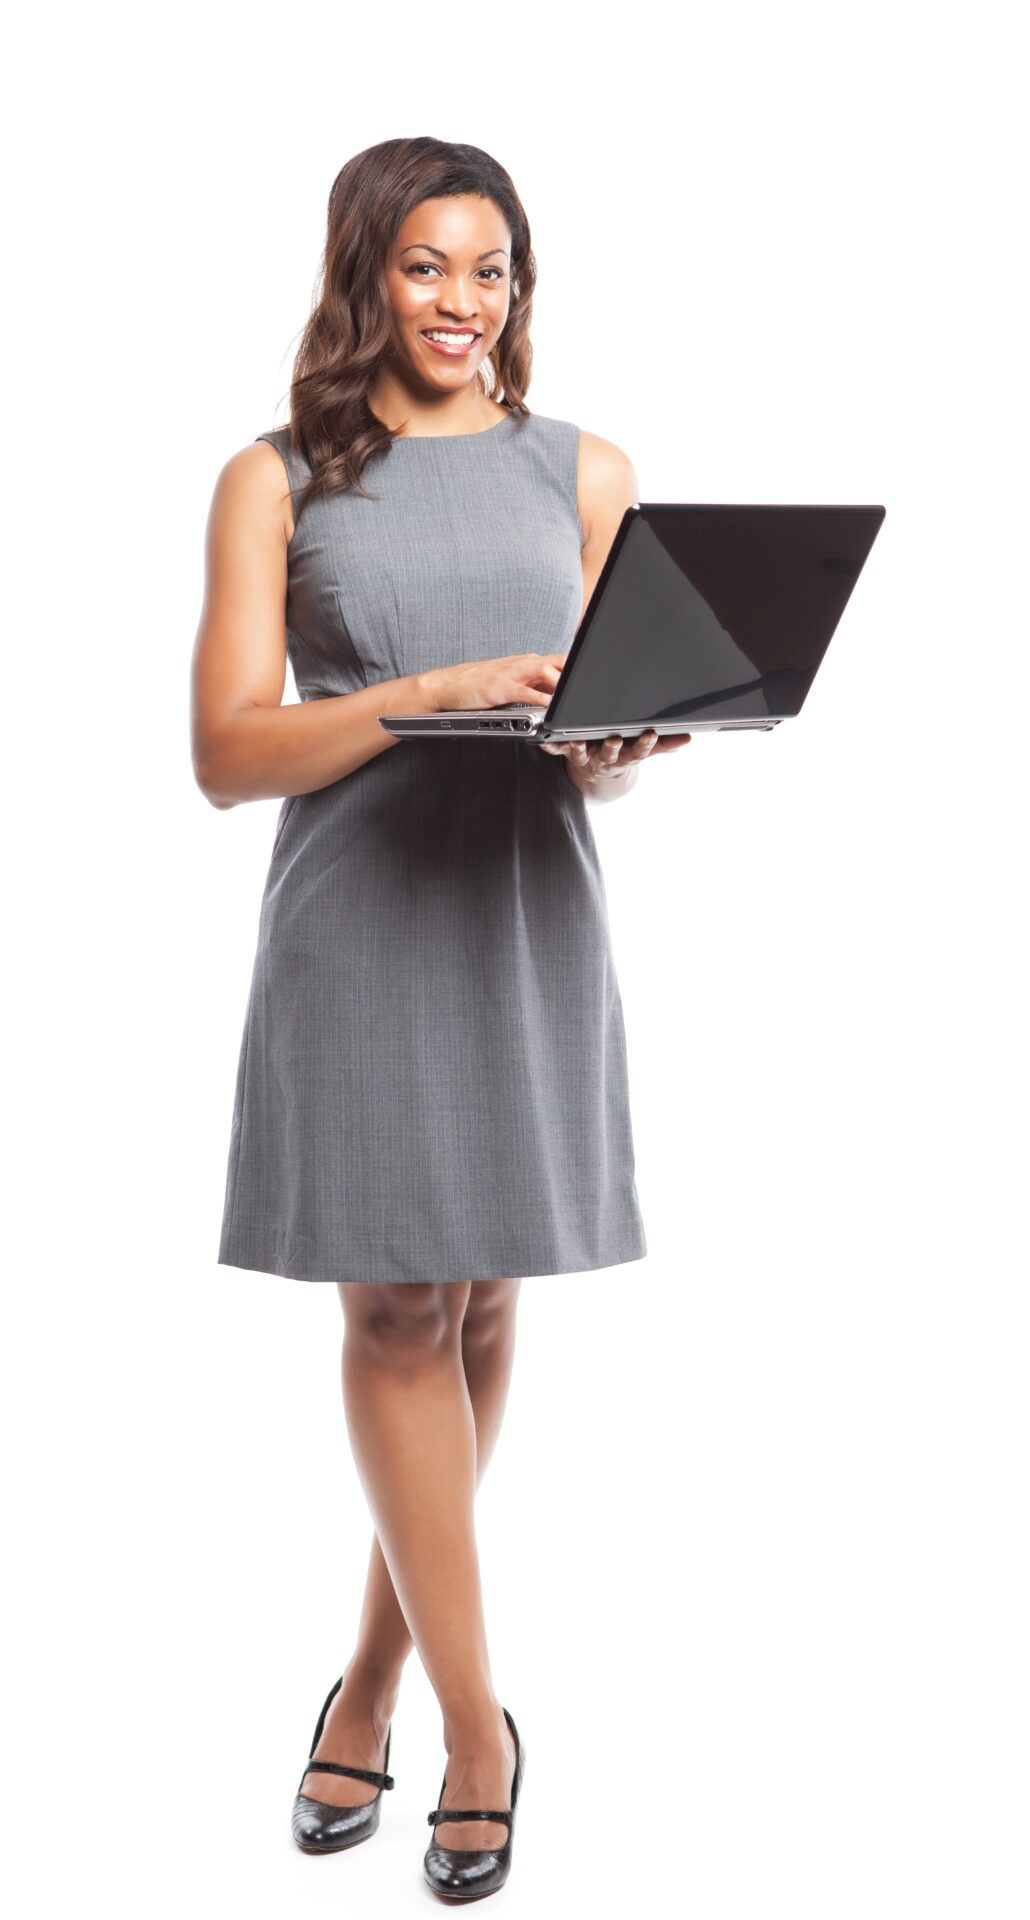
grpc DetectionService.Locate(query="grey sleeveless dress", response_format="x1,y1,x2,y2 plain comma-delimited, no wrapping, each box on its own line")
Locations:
217,408,648,1285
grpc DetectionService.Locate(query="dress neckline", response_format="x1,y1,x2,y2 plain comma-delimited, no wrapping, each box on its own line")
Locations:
386,410,521,444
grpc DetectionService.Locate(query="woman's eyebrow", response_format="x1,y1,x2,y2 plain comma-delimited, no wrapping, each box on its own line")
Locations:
399,244,507,262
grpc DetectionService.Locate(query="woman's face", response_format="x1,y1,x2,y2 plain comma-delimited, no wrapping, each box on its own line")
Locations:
383,194,512,392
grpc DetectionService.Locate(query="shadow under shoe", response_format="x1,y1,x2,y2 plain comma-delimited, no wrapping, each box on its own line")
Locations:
291,1674,395,1854
423,1706,525,1901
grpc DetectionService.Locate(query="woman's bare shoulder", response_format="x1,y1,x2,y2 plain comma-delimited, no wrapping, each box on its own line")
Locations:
575,428,640,549
209,437,295,543
577,426,636,472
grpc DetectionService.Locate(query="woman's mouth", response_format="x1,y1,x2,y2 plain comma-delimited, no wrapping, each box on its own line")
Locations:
420,329,482,357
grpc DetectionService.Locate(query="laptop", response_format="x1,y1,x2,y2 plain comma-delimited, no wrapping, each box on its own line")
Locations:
377,501,886,740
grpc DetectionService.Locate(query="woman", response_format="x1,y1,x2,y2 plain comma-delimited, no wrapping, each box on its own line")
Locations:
191,135,690,1902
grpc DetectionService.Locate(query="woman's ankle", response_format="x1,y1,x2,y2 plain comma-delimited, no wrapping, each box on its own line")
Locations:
442,1694,509,1755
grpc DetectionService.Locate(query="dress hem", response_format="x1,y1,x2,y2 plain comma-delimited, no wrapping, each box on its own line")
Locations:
216,1232,648,1286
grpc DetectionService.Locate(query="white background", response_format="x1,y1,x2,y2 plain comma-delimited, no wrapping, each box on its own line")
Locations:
5,2,1027,1914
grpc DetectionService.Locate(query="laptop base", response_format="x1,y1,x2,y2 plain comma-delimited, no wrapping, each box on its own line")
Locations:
379,711,784,738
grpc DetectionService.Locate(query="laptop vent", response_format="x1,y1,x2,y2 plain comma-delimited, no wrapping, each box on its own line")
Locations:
717,721,776,731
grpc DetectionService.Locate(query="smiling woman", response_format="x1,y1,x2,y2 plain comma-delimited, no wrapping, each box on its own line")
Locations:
192,133,655,1905
266,158,536,507
402,238,506,354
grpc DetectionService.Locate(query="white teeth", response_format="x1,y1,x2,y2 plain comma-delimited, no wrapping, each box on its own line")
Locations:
423,331,477,345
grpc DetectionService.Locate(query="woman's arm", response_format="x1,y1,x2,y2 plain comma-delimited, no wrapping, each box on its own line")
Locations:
541,432,690,800
568,433,642,799
190,443,425,809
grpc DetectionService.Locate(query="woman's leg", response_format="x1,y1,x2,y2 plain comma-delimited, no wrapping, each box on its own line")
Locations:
303,1276,521,1851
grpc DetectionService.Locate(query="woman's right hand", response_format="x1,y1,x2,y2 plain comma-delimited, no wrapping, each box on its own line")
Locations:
418,652,568,713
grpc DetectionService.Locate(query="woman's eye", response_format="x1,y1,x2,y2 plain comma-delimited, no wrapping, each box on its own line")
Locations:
404,264,505,281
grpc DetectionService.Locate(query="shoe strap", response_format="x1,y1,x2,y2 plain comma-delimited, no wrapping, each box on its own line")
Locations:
427,1806,512,1827
303,1759,395,1790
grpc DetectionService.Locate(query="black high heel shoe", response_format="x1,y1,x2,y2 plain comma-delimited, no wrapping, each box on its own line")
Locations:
291,1675,395,1854
423,1706,524,1900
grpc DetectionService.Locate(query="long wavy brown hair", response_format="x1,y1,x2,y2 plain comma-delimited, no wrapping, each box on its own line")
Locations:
275,137,537,523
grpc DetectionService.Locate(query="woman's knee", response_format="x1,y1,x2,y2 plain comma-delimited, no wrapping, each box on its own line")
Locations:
461,1276,522,1351
338,1278,471,1364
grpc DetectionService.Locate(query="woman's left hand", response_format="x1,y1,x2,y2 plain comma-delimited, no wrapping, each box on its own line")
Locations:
538,728,692,779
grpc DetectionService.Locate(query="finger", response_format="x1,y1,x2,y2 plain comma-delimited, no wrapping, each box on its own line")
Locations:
623,730,659,762
587,735,621,771
598,733,654,772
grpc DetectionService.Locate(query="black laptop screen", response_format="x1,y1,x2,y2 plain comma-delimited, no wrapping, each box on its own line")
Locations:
546,503,885,729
